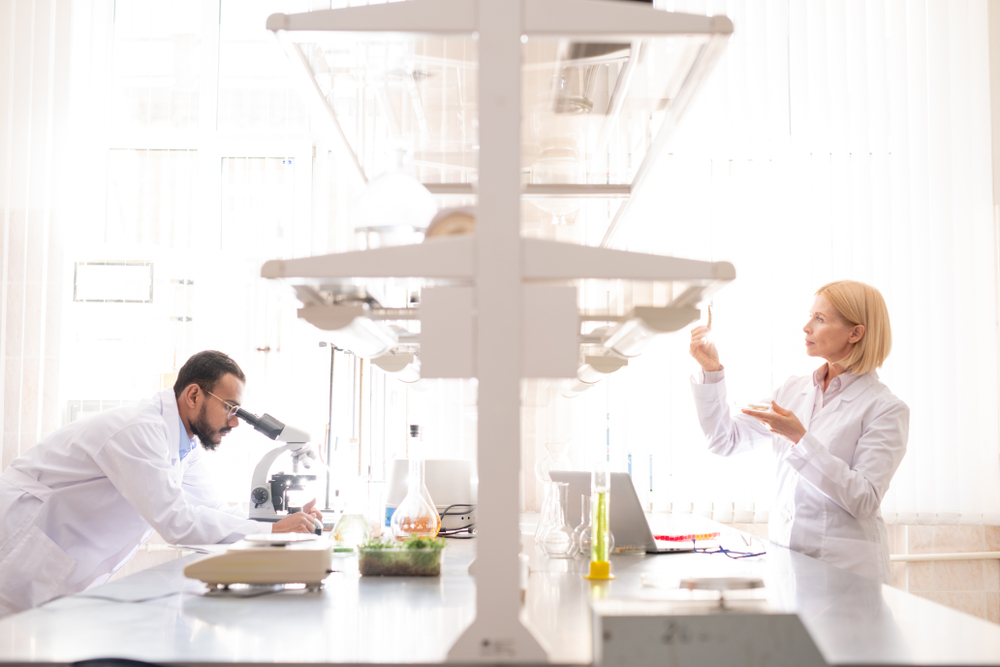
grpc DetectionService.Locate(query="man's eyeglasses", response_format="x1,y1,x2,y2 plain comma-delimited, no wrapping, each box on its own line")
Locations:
205,390,240,420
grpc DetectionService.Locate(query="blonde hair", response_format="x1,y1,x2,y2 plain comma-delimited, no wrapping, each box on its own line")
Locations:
815,280,892,375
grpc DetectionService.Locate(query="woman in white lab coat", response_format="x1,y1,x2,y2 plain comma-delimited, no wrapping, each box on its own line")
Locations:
689,280,909,584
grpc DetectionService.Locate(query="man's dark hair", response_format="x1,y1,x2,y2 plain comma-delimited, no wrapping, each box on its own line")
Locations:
173,351,246,398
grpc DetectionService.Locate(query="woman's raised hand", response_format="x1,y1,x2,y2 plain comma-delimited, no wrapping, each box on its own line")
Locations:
689,325,722,372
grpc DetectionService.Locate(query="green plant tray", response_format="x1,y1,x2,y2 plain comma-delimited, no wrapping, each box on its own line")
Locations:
358,547,442,576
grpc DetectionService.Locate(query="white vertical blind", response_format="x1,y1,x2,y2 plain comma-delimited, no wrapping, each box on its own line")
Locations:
0,0,71,469
4,0,998,526
554,0,1000,525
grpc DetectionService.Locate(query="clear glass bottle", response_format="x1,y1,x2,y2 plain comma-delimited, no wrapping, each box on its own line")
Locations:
538,481,574,558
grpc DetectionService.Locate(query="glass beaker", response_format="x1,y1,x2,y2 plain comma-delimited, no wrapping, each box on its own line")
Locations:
538,482,574,558
333,475,370,546
333,513,369,547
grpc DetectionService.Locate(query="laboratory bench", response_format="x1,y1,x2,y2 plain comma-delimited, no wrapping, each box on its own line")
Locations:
0,515,998,667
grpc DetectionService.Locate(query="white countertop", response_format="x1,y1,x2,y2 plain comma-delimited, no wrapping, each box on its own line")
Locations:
0,515,998,666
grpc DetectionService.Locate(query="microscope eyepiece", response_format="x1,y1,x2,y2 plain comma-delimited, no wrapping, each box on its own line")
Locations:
236,407,259,426
236,408,285,440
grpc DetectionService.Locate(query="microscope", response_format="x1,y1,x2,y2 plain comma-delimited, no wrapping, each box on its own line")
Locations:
236,407,319,523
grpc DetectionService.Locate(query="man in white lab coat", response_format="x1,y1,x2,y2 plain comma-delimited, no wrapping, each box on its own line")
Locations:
0,350,321,616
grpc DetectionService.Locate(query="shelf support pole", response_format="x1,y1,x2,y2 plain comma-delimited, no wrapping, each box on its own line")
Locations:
448,0,548,661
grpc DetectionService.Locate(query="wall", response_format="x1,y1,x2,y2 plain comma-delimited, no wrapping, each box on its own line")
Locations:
887,525,1000,625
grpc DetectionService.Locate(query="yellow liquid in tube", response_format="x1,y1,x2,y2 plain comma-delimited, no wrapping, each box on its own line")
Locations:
585,468,614,580
591,491,610,562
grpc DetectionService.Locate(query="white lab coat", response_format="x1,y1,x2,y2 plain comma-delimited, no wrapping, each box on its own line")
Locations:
691,370,909,584
0,389,260,615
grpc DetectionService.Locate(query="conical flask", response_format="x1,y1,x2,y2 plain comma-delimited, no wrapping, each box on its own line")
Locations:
538,481,574,558
572,493,613,558
390,456,439,540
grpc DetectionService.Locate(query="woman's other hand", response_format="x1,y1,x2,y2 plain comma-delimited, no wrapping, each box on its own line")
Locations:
689,325,722,372
741,401,807,445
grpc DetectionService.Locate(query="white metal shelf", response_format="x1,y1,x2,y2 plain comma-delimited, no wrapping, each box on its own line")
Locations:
263,0,732,661
263,236,734,283
268,0,732,246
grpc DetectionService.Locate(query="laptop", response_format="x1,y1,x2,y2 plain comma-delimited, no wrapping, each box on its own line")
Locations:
548,471,694,554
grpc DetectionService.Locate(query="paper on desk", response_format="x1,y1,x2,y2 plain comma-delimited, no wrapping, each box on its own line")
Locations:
169,544,228,555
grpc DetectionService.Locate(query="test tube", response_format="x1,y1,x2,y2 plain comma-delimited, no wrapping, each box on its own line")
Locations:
584,463,615,580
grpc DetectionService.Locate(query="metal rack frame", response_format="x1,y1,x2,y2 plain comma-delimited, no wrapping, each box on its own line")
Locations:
264,0,732,661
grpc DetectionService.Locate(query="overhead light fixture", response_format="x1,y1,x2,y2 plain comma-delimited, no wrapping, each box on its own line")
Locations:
298,303,398,359
530,137,585,226
602,306,700,358
561,353,628,398
371,350,421,384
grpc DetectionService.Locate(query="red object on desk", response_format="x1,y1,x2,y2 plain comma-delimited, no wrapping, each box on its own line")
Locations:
654,532,720,542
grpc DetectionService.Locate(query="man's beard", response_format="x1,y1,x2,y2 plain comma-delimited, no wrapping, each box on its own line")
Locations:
189,403,232,452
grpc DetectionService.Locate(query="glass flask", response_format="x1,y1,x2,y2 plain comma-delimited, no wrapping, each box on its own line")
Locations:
390,456,440,540
537,482,574,558
533,440,572,484
409,425,441,535
572,491,614,558
534,441,571,542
